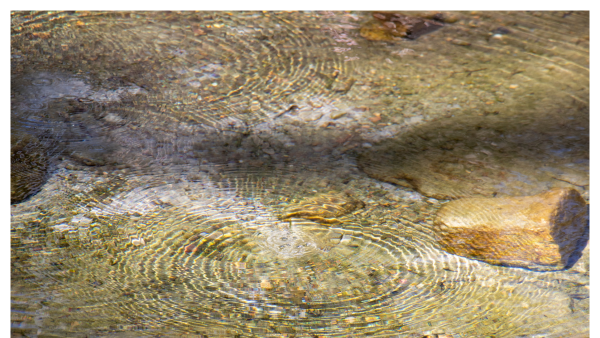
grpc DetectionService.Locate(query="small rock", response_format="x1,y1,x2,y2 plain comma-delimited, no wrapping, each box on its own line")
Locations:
433,188,588,271
131,238,145,246
260,280,273,290
282,191,365,225
330,111,347,120
70,215,92,224
449,38,471,46
359,20,396,41
188,80,202,88
206,231,224,240
103,113,124,124
369,113,381,123
298,110,323,122
360,12,444,41
191,25,206,36
422,12,460,24
317,178,330,187
51,223,76,232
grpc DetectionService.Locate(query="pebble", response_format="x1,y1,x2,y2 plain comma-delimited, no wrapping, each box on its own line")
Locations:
317,179,330,187
449,39,471,46
362,142,373,148
206,231,224,240
299,111,323,121
331,111,347,119
260,280,272,289
188,80,201,88
131,238,145,246
103,113,124,124
51,223,76,232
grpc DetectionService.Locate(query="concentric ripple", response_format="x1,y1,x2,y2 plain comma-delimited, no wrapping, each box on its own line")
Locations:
11,10,588,337
12,11,354,127
10,166,587,336
61,170,415,334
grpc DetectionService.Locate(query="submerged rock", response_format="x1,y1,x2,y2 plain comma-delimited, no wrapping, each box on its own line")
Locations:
360,12,444,41
11,133,48,203
433,188,588,271
357,113,589,200
359,21,398,41
281,191,365,225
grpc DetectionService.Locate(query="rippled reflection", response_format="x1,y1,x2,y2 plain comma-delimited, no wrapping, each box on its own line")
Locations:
11,165,588,336
11,10,588,337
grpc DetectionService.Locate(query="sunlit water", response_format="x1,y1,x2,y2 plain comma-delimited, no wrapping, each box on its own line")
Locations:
11,11,588,337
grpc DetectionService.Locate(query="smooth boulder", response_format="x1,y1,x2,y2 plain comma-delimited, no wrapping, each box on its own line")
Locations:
433,188,588,271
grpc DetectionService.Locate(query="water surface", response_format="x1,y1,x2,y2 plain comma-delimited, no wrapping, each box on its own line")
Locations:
11,11,589,337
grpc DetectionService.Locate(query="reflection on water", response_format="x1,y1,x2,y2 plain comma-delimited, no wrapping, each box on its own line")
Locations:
11,11,588,337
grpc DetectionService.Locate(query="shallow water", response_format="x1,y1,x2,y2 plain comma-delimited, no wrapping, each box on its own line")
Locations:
11,11,588,337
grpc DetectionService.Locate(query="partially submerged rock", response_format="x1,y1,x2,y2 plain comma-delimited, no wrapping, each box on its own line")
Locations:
281,191,365,225
433,188,588,271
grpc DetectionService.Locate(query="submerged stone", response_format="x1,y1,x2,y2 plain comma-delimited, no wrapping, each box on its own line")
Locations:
357,113,589,200
281,191,365,225
360,12,444,41
359,21,398,41
433,188,588,271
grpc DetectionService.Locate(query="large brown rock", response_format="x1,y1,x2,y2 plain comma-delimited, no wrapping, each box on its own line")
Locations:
433,188,588,271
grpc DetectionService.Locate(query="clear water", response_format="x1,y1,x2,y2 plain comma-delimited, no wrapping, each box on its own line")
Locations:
11,11,588,337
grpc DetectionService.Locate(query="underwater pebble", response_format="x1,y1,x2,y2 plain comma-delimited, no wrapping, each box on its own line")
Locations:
260,280,272,289
104,113,124,124
340,234,352,244
188,80,202,88
131,238,145,246
51,223,76,232
206,231,224,240
331,111,347,119
70,215,92,224
405,116,424,125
